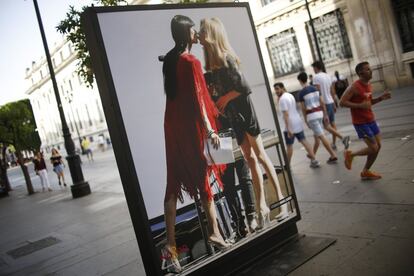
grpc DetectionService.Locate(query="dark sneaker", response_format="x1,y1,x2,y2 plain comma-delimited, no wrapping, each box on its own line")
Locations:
331,144,337,150
342,136,350,150
327,157,338,164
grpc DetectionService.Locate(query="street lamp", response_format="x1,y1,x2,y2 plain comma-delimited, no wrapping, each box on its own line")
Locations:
33,0,90,198
304,0,325,71
64,92,83,153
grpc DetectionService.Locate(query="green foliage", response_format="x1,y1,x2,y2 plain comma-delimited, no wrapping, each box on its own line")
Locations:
0,100,41,151
56,0,126,88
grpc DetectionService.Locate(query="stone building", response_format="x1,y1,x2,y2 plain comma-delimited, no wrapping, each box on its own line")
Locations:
24,0,153,152
25,38,108,153
249,0,414,92
26,0,414,151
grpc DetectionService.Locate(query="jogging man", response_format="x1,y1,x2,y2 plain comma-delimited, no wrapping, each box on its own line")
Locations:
339,61,391,180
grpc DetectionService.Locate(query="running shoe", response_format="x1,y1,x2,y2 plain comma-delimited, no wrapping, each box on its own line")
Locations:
344,150,353,170
342,136,351,150
310,159,321,168
331,144,337,150
360,170,382,180
327,157,338,164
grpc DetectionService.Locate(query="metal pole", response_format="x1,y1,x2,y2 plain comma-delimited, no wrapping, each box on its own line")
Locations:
305,0,325,71
67,96,83,151
33,0,90,198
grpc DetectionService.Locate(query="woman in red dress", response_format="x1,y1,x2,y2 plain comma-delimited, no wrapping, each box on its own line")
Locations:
162,15,230,273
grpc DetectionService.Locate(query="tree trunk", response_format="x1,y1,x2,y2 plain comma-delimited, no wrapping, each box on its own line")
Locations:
0,146,12,192
16,151,34,195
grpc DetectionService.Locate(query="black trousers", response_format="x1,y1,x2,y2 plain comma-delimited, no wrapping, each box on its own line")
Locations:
222,158,256,230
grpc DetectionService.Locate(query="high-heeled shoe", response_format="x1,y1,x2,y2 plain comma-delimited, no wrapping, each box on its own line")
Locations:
257,208,270,230
161,245,182,273
208,237,231,251
248,218,258,233
275,205,290,222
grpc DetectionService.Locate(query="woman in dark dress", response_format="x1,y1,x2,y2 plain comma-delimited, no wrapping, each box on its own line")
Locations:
199,18,289,230
162,15,230,273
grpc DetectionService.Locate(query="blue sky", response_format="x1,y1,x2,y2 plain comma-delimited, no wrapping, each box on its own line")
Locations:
0,0,93,105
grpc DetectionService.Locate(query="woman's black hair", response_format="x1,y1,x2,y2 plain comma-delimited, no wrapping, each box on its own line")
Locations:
163,15,195,100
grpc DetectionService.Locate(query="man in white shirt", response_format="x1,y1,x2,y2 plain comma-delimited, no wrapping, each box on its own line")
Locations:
274,82,320,168
312,61,350,151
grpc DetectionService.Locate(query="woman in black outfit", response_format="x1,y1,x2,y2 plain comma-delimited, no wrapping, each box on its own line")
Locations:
199,18,289,229
50,148,66,187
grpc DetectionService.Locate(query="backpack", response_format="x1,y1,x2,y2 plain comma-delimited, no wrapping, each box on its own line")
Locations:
335,79,347,98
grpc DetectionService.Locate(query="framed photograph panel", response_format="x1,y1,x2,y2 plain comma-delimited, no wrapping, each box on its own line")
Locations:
82,3,300,275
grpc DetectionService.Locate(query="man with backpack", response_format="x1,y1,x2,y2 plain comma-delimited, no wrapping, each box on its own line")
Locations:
333,70,349,101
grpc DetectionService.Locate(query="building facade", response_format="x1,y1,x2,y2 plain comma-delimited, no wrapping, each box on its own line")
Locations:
25,38,108,153
26,0,414,151
25,0,154,152
249,0,414,92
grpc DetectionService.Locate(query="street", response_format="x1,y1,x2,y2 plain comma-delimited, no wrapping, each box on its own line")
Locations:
0,86,413,275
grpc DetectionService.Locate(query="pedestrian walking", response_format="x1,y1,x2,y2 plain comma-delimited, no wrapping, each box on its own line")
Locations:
297,72,338,164
98,134,105,152
332,70,349,101
312,61,350,150
33,152,52,192
274,82,320,168
81,137,94,161
50,148,67,187
339,61,391,180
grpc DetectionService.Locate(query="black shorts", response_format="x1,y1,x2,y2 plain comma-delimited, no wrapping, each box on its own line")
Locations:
227,95,260,145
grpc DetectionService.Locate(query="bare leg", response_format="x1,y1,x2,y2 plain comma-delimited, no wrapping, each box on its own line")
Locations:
313,135,320,155
60,172,66,185
325,122,342,142
245,134,288,221
300,139,316,160
286,144,293,164
331,122,343,145
318,135,337,158
163,194,181,272
362,135,381,171
246,134,284,201
164,194,178,247
200,196,228,246
240,136,267,213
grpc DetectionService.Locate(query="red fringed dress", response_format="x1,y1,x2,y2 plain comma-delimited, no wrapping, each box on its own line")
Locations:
164,53,224,203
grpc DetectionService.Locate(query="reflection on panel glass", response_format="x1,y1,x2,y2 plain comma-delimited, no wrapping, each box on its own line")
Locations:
266,28,304,77
306,9,353,63
392,0,414,53
260,0,276,7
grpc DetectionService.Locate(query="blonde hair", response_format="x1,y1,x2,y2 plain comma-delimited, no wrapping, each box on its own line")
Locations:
200,18,240,70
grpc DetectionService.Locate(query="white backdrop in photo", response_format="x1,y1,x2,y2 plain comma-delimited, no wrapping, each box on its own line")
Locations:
97,6,279,219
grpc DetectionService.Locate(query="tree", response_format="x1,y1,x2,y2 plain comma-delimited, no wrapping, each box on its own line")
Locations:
0,144,11,195
56,0,126,88
0,100,41,195
56,0,209,88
